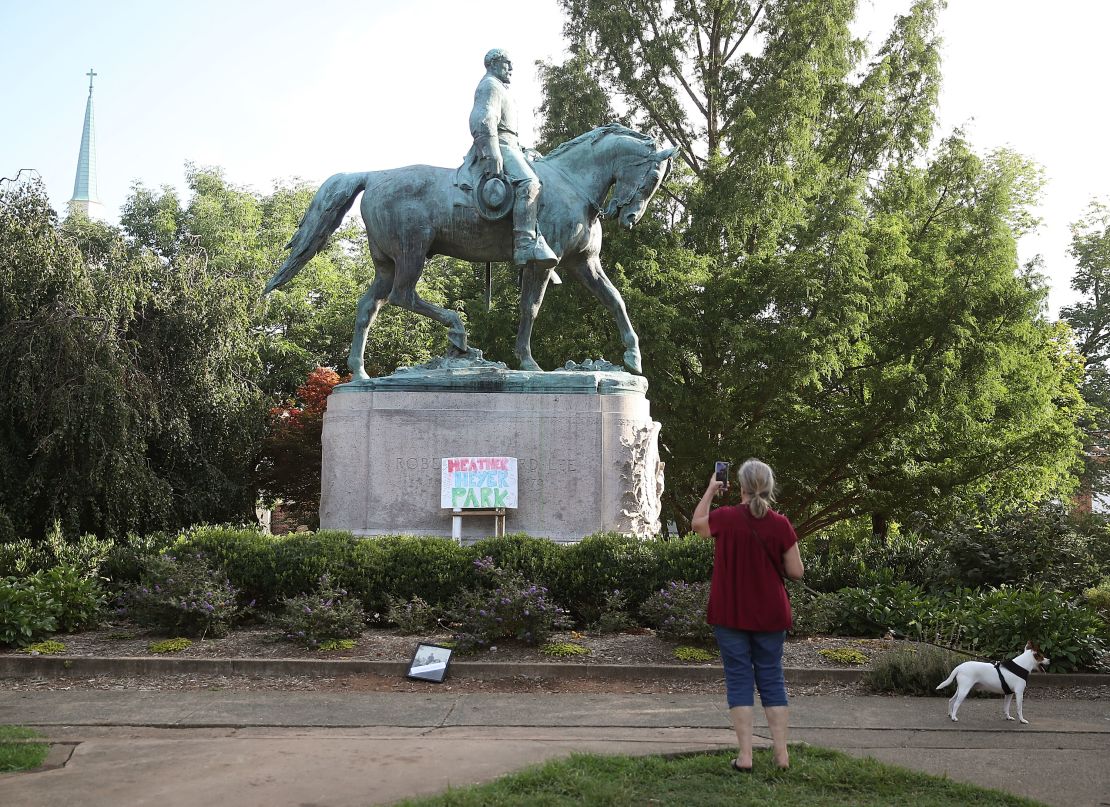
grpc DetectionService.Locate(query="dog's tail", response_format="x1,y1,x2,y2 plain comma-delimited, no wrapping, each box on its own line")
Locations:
936,669,957,690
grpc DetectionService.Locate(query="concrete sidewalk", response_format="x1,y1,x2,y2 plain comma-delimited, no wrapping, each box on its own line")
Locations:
0,689,1107,806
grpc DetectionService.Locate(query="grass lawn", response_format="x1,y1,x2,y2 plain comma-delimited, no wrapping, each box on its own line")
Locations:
395,746,1042,806
0,725,49,773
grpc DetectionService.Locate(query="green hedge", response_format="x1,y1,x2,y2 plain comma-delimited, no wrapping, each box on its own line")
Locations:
829,582,1108,672
100,527,711,623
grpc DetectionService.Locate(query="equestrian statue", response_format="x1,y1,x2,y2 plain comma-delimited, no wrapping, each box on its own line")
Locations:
263,49,676,378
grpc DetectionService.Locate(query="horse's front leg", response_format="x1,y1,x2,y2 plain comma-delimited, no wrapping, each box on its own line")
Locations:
565,254,641,374
516,265,553,371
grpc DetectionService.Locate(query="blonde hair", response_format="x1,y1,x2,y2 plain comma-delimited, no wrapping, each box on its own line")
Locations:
739,458,776,519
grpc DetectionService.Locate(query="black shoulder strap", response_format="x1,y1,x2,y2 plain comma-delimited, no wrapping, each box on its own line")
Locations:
1000,658,1029,681
993,662,1013,695
750,522,788,593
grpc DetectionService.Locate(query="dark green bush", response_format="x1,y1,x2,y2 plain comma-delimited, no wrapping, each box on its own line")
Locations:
788,588,843,637
553,532,657,622
801,519,953,593
0,577,58,646
466,533,562,583
952,586,1107,672
100,531,177,593
923,502,1101,593
0,522,115,578
29,564,105,632
866,645,967,696
830,583,945,637
357,535,469,614
171,525,278,604
647,534,712,589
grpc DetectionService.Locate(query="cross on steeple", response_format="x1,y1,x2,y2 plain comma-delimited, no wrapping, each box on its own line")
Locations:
69,68,103,218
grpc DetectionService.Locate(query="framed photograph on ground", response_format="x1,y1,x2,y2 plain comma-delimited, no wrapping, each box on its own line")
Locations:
406,642,454,683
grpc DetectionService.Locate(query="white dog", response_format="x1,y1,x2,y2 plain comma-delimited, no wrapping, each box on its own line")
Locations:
936,641,1049,724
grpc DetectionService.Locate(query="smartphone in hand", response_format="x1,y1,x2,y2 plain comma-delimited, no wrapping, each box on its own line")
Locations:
714,461,730,492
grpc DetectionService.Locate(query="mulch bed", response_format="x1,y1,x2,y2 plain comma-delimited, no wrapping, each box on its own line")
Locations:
3,623,1106,698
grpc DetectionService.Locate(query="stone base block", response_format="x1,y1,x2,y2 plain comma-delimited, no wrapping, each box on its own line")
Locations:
320,385,663,543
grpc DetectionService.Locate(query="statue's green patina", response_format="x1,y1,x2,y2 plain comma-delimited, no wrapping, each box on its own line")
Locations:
264,52,675,382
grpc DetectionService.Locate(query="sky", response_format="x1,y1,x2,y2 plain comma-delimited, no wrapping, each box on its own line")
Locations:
2,0,1107,317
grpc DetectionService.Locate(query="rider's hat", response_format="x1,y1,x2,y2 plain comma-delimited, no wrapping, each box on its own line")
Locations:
476,173,513,221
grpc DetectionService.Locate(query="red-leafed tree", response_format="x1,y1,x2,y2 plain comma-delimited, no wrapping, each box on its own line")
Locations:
256,367,346,527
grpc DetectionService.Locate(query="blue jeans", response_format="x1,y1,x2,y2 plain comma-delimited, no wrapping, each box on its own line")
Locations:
713,626,788,708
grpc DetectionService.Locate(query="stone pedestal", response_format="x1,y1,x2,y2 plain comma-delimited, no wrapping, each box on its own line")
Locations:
319,364,663,543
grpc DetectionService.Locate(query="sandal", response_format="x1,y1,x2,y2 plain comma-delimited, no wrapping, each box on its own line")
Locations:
731,759,753,773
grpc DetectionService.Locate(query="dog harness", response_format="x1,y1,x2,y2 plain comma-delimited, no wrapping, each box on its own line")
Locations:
993,659,1029,695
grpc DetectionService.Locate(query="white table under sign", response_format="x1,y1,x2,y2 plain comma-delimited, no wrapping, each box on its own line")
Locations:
441,456,518,541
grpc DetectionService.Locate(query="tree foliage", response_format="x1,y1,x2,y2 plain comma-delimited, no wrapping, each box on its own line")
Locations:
1060,201,1110,501
523,0,1084,535
256,366,345,527
0,176,264,539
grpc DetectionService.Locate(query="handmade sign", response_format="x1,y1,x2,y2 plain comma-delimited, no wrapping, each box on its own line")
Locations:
441,456,518,509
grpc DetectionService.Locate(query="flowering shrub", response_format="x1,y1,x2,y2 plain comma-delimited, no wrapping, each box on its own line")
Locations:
592,589,636,634
449,556,571,651
274,574,366,648
117,552,241,638
385,594,441,634
639,581,712,643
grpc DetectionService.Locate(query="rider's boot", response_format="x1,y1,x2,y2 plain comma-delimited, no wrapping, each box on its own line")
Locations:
513,193,560,277
513,230,559,273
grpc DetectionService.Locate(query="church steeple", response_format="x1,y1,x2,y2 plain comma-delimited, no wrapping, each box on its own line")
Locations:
68,68,104,219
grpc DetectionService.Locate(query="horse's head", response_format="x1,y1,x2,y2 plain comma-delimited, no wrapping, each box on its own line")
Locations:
603,145,678,230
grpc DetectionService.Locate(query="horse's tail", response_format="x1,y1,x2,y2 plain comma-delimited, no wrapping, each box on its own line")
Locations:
263,172,369,294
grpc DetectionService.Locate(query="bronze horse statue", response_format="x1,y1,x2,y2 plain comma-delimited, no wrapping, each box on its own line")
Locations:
264,123,676,377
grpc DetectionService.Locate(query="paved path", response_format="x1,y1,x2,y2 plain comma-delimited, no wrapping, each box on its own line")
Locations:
0,690,1107,806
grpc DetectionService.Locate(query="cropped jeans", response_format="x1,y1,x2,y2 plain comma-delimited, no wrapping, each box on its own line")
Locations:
712,626,788,708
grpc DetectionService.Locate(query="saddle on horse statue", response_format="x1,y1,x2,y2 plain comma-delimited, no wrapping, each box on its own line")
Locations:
454,155,563,288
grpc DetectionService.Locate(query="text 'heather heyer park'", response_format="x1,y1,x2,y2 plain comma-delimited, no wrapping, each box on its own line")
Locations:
441,456,518,510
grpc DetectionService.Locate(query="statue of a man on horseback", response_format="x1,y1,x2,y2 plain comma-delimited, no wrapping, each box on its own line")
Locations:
263,51,677,379
464,48,559,274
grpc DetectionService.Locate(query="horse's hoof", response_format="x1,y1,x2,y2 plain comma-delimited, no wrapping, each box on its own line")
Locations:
624,349,642,374
519,358,542,372
350,369,370,383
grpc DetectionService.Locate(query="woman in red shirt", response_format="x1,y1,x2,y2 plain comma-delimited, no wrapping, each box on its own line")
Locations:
692,458,805,772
